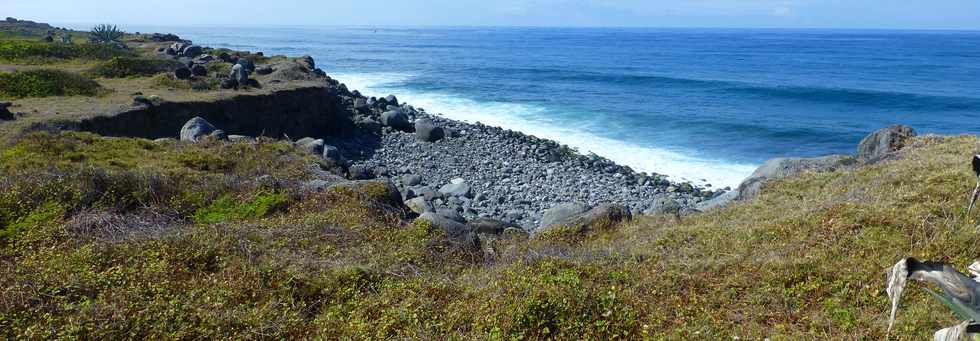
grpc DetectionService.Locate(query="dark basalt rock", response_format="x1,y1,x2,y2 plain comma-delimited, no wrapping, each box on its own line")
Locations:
190,64,207,77
174,67,192,80
415,119,444,142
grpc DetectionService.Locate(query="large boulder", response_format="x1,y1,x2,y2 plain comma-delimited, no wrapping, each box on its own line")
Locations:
857,125,916,163
385,95,399,106
229,64,249,87
539,203,590,230
174,67,192,80
406,197,434,214
415,119,445,142
738,154,857,200
0,102,14,121
467,218,520,235
180,45,203,58
267,60,318,82
438,181,472,198
381,110,411,131
694,190,739,213
323,145,343,162
535,204,632,237
179,116,216,142
328,179,407,214
418,212,470,237
643,196,682,215
297,138,325,156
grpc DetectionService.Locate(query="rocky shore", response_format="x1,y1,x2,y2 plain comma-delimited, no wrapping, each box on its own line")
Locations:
347,111,720,228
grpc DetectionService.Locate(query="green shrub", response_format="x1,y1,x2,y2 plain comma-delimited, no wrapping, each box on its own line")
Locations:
0,40,130,63
150,73,219,91
88,56,182,78
193,192,288,224
0,69,104,98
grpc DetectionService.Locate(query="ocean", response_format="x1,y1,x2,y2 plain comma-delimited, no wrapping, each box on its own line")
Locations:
122,26,980,188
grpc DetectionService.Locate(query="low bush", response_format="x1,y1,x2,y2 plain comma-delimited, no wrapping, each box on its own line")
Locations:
149,73,220,91
0,39,131,63
87,56,182,78
0,69,104,98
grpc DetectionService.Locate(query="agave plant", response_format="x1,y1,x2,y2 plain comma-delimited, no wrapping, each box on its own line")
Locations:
887,258,980,340
89,24,124,44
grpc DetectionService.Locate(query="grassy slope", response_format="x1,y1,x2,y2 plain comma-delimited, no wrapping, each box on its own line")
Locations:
1,131,978,339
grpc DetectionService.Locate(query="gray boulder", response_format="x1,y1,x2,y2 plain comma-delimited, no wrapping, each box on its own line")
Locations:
298,138,325,156
220,78,238,89
210,129,228,140
467,218,519,235
738,154,857,200
179,116,217,142
535,204,632,236
418,212,470,237
406,197,433,214
857,125,916,163
348,165,374,180
354,98,369,111
170,42,187,54
181,45,203,58
255,65,274,75
323,145,342,162
415,119,445,142
381,110,411,131
694,190,739,213
436,208,465,223
439,181,472,198
539,202,590,230
401,174,423,187
643,196,682,215
385,95,399,106
228,135,253,142
229,64,249,87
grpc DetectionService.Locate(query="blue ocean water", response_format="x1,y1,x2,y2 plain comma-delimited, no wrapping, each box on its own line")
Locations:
123,26,980,187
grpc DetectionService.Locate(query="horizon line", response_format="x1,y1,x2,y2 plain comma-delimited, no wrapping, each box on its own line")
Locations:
45,21,980,34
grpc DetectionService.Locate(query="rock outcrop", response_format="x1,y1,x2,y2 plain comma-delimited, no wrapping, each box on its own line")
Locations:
179,116,217,142
738,155,857,200
857,125,916,163
535,204,632,237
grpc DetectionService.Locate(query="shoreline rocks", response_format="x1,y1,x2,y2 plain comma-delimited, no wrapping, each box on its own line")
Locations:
858,125,916,163
348,110,716,228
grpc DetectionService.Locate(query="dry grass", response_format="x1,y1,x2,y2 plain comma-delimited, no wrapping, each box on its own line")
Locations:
1,131,978,339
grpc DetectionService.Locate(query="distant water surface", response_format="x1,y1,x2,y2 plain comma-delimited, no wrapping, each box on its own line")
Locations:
120,25,980,187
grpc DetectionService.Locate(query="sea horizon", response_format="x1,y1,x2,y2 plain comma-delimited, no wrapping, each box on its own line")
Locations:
85,24,980,188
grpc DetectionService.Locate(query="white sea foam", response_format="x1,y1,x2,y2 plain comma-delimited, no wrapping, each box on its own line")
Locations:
334,72,758,188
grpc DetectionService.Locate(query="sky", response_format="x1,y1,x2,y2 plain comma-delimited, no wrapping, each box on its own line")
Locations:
5,0,980,30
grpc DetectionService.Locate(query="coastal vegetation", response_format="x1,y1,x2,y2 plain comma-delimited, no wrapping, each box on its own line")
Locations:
89,24,124,44
88,56,183,78
0,40,131,63
0,126,976,340
0,69,104,98
0,18,975,339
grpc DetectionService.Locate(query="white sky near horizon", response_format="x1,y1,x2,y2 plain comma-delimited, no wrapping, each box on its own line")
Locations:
4,0,980,30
